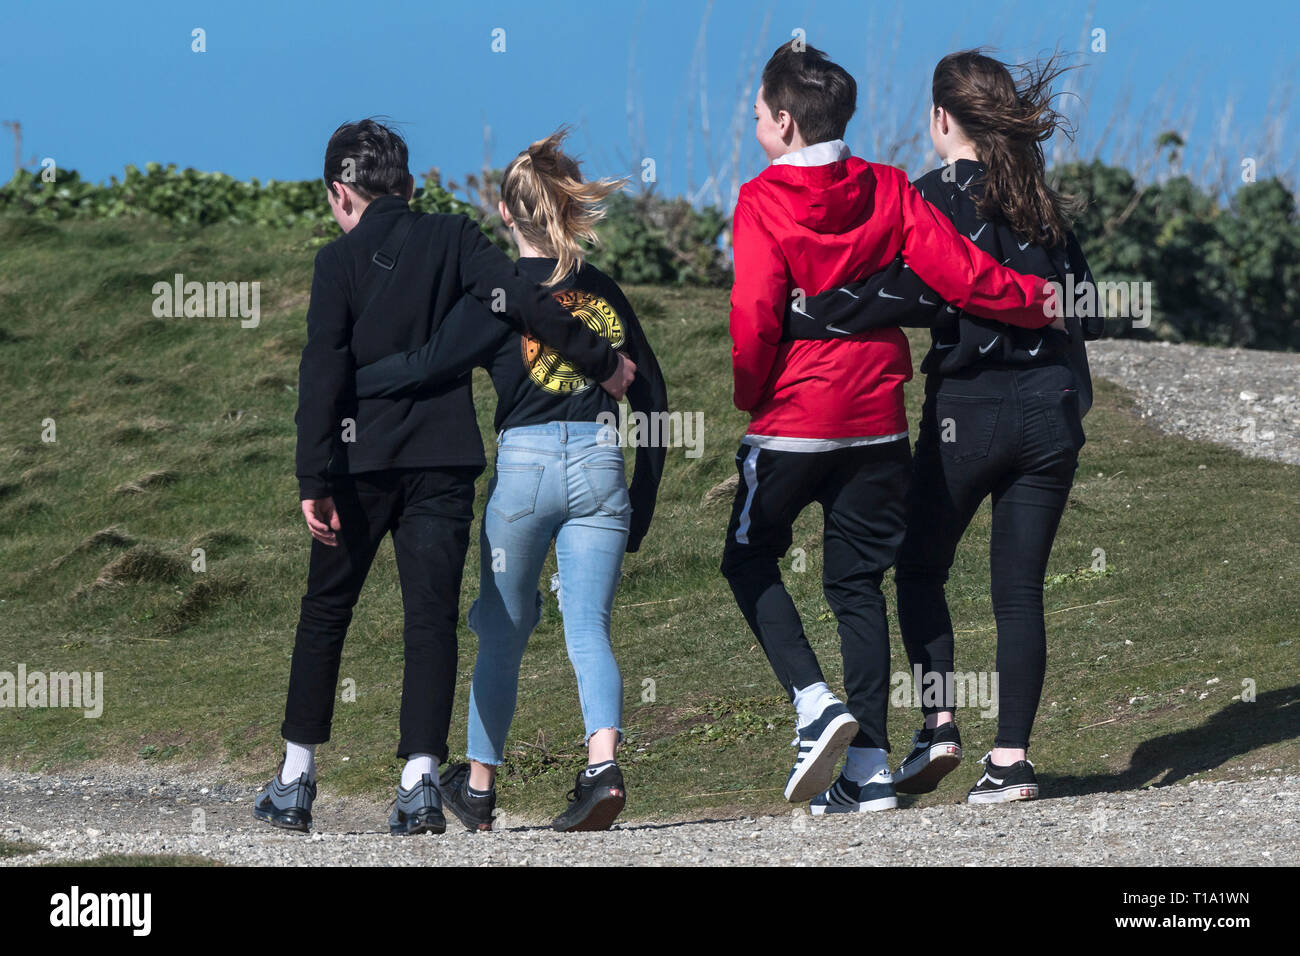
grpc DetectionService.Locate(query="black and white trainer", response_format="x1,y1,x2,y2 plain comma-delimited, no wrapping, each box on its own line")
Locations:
552,762,627,832
894,722,963,794
439,762,496,832
784,700,859,803
966,752,1039,804
809,768,897,814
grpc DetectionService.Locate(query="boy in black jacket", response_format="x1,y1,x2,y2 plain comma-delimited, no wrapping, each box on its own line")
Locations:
254,119,634,835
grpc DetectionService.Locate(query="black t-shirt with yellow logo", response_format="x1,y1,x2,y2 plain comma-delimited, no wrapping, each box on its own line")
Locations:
355,257,667,550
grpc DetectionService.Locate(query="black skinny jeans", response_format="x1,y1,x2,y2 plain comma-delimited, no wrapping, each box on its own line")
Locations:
281,467,479,762
721,439,912,751
894,360,1084,750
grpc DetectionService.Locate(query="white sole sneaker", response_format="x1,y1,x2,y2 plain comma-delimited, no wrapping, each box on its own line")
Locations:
894,742,963,794
784,711,859,803
966,781,1039,804
809,794,898,814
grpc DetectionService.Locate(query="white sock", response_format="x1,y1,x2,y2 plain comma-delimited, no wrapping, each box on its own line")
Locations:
792,682,839,728
843,746,890,784
401,754,437,790
281,741,316,784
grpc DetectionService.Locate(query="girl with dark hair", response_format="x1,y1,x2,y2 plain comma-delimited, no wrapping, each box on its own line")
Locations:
786,50,1101,804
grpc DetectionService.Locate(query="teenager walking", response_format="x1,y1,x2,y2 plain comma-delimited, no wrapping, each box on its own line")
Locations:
723,42,1059,815
355,129,667,831
255,120,634,836
785,51,1102,803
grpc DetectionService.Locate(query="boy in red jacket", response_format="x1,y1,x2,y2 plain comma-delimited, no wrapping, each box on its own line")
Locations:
721,41,1056,814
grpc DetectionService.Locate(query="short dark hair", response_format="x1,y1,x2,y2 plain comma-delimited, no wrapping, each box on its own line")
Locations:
760,41,857,145
322,118,411,200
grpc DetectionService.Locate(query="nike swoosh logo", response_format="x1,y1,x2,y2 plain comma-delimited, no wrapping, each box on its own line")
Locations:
825,324,854,335
958,175,975,191
934,341,958,350
1018,240,1030,251
878,289,903,300
835,287,860,299
969,224,987,241
978,336,1001,355
945,305,958,313
919,295,936,305
1028,340,1043,356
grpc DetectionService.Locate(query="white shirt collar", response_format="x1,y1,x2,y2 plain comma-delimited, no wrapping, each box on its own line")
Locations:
772,139,851,167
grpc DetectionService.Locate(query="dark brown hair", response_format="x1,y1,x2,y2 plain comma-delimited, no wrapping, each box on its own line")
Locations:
932,50,1082,247
322,118,412,201
760,40,857,145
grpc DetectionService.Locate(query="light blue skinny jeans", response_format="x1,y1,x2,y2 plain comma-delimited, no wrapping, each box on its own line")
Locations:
466,421,630,765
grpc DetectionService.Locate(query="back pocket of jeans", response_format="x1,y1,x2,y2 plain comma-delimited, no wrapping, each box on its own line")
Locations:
935,394,1002,463
1039,387,1086,453
488,464,544,522
579,460,631,517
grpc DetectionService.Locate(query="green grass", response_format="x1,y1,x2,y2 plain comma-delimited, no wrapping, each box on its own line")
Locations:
1,215,1296,822
0,837,44,858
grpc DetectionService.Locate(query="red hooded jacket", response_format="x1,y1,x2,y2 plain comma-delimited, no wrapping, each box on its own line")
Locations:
729,151,1052,439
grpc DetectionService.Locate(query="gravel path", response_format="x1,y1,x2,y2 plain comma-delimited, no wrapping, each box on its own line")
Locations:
5,339,1294,869
1087,339,1300,465
1,766,1295,866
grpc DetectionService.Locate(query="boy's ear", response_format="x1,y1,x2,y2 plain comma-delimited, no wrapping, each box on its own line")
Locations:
780,111,799,145
402,174,415,201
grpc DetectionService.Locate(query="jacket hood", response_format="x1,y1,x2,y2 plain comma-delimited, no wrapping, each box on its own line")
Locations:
753,156,877,235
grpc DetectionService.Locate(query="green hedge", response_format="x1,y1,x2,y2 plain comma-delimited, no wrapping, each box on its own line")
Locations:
3,160,1296,349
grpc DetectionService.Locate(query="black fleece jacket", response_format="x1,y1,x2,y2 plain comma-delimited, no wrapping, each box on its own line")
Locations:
294,196,620,498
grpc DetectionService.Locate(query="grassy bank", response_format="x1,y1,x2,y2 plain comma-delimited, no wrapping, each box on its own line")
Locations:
1,214,1296,822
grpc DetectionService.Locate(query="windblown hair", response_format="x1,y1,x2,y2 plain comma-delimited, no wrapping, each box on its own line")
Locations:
760,40,857,145
500,127,626,287
932,50,1083,248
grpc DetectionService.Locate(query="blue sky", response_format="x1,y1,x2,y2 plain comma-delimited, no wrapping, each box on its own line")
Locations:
5,0,1297,205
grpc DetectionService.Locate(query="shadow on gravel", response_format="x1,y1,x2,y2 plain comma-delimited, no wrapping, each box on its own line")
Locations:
1040,685,1300,797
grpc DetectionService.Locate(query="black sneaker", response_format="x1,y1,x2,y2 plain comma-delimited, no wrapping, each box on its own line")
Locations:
809,769,898,814
440,762,496,832
252,763,316,833
551,763,626,832
967,752,1039,804
784,700,859,803
388,773,446,835
894,722,963,794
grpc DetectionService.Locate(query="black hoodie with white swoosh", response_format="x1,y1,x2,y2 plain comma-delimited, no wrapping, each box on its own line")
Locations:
783,159,1101,413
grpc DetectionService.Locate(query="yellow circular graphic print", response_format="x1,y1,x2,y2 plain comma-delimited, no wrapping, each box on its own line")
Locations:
521,289,625,394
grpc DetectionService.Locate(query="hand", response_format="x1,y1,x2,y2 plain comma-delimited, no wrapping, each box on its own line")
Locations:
599,352,637,400
302,497,341,546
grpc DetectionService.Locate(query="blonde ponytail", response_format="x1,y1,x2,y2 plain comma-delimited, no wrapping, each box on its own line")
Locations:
501,127,626,286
